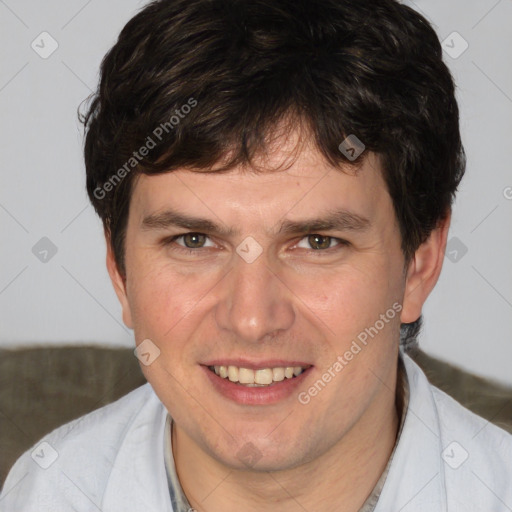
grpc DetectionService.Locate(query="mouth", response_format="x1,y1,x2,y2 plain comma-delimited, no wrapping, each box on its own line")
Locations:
202,359,314,405
207,364,311,387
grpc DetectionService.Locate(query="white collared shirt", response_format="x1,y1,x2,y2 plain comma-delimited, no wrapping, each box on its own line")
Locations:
1,354,511,511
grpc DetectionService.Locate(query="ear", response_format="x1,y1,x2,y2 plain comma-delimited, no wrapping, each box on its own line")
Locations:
105,229,134,329
401,211,451,324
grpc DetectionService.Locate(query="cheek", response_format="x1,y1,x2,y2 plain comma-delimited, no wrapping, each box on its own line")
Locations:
288,259,400,342
127,261,205,342
126,257,229,367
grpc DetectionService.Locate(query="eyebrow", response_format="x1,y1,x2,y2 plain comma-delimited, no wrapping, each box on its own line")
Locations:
140,207,371,236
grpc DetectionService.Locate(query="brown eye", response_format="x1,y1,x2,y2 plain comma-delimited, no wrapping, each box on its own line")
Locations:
162,232,217,256
307,234,333,250
294,234,348,253
181,233,207,248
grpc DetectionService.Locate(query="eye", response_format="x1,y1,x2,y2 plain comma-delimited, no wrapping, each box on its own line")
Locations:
162,232,348,255
295,234,347,251
165,232,215,251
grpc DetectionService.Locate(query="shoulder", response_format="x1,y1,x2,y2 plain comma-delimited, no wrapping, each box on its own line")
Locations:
0,383,166,511
430,384,512,502
404,354,512,509
424,362,512,463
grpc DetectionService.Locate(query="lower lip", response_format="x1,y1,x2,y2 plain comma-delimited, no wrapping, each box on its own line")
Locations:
202,365,313,405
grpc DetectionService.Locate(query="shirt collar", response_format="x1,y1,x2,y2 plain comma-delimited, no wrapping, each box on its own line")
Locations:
359,353,410,511
163,414,193,512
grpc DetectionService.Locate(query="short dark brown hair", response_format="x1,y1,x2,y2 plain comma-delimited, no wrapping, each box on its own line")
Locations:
80,0,465,347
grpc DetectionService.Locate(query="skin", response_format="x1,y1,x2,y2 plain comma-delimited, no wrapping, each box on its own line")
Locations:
106,130,450,512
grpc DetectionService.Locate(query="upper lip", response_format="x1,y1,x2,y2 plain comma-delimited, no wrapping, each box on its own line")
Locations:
203,359,313,370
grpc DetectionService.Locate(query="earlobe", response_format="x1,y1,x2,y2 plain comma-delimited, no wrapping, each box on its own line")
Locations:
400,212,451,324
105,231,134,329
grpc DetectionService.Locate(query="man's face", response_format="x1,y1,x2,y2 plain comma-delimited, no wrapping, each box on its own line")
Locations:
114,135,408,471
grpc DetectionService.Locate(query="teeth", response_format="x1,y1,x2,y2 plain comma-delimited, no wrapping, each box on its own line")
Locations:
238,367,254,384
293,366,303,376
210,364,307,386
272,367,285,382
254,368,273,385
228,365,239,382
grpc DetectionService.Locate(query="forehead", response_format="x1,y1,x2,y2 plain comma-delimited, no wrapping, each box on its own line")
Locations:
129,140,393,233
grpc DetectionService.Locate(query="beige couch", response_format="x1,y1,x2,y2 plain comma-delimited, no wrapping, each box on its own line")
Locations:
1,346,511,486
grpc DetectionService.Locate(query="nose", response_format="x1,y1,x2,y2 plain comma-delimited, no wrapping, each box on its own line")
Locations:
214,250,296,344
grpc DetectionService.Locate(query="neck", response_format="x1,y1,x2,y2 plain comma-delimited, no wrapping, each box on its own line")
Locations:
173,363,401,512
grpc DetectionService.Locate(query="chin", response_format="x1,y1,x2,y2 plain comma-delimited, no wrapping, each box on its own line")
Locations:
207,431,313,473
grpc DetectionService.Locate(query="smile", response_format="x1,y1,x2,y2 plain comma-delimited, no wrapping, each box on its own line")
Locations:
208,365,309,387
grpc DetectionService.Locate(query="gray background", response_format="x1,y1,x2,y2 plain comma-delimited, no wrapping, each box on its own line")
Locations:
1,0,511,385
